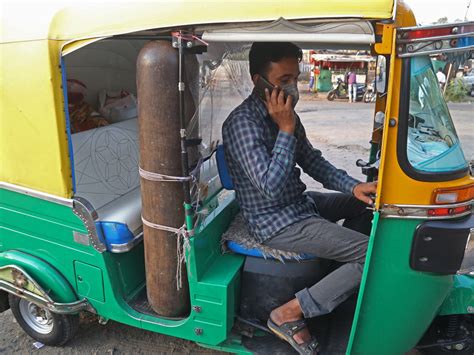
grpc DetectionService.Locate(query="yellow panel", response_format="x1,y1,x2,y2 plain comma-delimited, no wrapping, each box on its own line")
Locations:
0,40,72,198
375,1,473,206
2,1,395,43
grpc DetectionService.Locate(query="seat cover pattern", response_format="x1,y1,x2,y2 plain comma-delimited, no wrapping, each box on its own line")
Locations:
71,118,141,249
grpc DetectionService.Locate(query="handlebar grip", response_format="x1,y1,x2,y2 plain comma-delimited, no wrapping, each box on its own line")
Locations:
356,159,368,167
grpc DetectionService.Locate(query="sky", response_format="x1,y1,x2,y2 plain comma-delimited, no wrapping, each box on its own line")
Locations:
406,0,472,23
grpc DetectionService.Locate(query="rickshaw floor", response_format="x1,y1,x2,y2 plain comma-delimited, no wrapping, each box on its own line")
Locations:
241,294,357,354
128,287,187,320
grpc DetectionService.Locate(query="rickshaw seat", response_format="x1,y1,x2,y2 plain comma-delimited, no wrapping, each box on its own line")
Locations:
227,240,315,260
71,118,142,252
216,144,315,260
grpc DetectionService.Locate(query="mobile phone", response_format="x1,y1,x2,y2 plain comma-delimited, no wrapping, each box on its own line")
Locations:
254,76,276,101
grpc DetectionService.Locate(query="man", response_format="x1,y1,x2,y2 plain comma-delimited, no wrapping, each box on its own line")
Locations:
222,42,376,354
436,68,446,89
347,70,357,103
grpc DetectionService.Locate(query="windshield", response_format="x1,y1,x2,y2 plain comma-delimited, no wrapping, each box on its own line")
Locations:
406,56,468,173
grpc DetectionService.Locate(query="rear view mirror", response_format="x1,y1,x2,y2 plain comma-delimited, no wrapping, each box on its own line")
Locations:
375,55,387,94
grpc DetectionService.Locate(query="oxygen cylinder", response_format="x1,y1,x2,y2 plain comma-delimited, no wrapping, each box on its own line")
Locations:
136,40,196,316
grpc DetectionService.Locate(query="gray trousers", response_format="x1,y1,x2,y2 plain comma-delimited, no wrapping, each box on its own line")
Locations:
263,192,371,318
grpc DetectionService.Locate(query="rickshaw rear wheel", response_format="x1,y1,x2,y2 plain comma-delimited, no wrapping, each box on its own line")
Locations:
8,294,79,346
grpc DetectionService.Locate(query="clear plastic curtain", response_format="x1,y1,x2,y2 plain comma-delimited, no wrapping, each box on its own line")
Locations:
186,43,254,222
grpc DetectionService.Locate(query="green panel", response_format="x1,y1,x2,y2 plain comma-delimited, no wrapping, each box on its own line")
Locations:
74,261,105,302
189,192,240,280
1,187,245,347
438,274,474,315
347,216,453,354
107,244,145,301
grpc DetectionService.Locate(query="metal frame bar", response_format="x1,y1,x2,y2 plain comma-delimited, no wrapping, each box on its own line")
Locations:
396,21,474,32
398,45,474,58
396,21,474,58
109,232,144,253
380,200,473,219
172,32,196,231
397,32,474,44
0,181,73,207
72,198,106,253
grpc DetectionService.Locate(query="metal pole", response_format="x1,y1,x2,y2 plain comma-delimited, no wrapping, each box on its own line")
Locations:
177,35,194,231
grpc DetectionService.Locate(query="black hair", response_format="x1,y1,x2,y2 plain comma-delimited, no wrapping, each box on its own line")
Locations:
249,42,303,78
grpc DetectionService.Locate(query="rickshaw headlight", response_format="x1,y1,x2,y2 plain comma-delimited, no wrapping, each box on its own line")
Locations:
458,229,474,276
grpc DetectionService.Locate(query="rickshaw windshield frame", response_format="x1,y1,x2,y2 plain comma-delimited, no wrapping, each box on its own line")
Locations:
397,58,469,182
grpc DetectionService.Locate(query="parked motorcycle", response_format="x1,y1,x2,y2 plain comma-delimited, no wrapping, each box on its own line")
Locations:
363,80,376,103
327,78,365,101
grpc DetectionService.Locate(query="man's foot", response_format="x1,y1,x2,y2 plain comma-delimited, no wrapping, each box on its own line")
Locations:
269,300,312,345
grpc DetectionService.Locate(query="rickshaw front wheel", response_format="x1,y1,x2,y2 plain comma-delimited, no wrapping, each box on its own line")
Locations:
8,294,79,346
327,91,336,101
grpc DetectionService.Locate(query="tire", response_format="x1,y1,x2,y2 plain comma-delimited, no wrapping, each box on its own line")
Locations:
363,91,371,103
327,91,336,101
8,294,79,346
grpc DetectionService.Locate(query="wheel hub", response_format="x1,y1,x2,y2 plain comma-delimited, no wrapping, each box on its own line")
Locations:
19,299,54,334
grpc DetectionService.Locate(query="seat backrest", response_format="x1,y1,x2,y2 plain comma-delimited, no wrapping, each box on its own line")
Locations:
216,144,234,190
71,118,140,210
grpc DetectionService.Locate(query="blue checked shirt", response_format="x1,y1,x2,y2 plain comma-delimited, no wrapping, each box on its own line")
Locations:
222,92,361,243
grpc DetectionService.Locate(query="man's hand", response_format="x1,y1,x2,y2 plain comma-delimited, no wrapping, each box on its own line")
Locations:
353,181,378,205
264,87,296,134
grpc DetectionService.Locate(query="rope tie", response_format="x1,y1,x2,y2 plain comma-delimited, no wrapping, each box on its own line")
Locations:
139,167,193,183
141,216,192,290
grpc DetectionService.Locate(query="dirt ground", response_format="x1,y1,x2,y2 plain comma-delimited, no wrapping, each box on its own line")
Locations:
1,93,472,354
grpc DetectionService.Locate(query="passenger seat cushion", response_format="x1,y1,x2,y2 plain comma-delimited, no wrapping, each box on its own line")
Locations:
222,213,315,262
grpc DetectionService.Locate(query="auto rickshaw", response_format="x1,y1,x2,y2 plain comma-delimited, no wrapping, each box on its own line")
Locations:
1,1,473,354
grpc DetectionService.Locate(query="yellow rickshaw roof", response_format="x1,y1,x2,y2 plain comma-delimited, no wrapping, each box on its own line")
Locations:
2,0,396,43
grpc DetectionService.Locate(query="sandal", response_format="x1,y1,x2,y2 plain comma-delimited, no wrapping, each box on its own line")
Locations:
267,317,320,354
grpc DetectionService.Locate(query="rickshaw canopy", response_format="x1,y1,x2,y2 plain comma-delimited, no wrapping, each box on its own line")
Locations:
2,1,396,43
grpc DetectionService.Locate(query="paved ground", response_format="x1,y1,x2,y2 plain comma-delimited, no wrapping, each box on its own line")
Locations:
1,94,472,354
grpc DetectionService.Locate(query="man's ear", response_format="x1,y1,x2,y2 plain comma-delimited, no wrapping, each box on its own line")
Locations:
252,74,260,86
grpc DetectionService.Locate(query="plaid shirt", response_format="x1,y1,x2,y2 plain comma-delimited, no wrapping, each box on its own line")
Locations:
222,93,360,243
